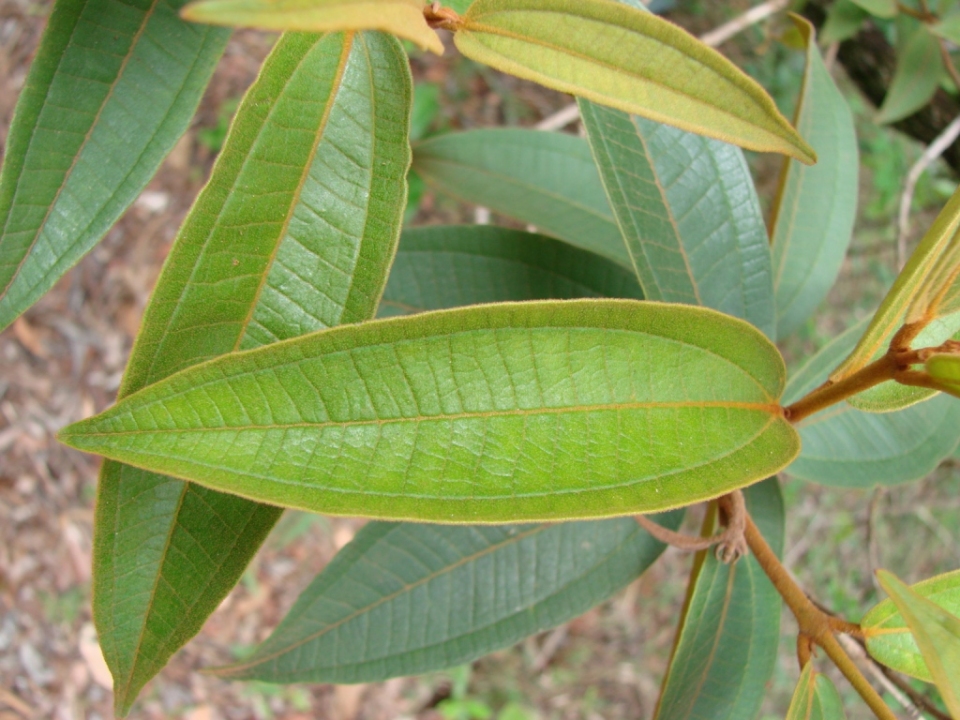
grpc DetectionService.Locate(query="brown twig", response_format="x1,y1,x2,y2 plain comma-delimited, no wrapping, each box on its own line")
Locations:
423,2,462,31
636,491,747,561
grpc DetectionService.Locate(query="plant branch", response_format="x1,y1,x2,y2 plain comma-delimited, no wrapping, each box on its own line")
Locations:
743,515,898,720
636,491,747,560
784,353,901,423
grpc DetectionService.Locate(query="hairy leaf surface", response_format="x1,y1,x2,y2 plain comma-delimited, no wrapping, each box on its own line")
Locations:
379,225,643,317
90,31,412,714
873,571,960,715
181,0,443,53
785,664,847,720
62,301,799,523
864,569,960,685
579,100,774,337
413,129,629,267
453,0,815,162
655,479,784,720
212,513,680,681
0,0,228,331
770,17,858,339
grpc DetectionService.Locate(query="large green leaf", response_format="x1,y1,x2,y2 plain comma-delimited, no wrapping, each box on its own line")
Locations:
412,129,630,268
91,31,412,715
181,0,444,53
784,321,960,487
832,184,960,412
864,569,960,685
875,24,943,125
770,17,858,339
211,513,680,681
654,478,784,720
579,100,774,338
874,571,960,716
453,0,815,163
0,0,229,332
61,300,799,523
785,664,847,720
379,225,643,317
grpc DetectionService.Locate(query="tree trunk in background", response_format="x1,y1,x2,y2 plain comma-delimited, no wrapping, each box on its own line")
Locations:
803,1,960,175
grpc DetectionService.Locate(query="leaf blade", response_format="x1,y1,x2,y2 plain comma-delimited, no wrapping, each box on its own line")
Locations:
875,24,943,125
785,664,847,720
453,0,815,163
62,300,799,523
0,0,229,332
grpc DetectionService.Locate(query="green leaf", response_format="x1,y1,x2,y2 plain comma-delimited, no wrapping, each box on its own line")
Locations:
379,225,643,317
211,513,681,681
927,352,960,398
181,0,444,54
848,0,897,18
820,0,868,44
60,300,799,523
784,320,960,487
832,184,960,412
875,24,943,124
655,478,784,720
931,14,960,46
579,101,774,338
785,664,847,720
90,31,412,715
770,17,858,339
412,129,630,268
453,0,815,163
873,570,960,715
864,569,960,684
0,0,229,332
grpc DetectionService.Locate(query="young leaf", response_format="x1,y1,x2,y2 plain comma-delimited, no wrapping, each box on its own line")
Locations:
579,101,775,338
0,0,229,332
452,0,815,163
926,353,960,398
211,513,680,681
874,571,960,715
785,664,847,720
875,24,943,125
412,129,630,268
864,569,960,684
784,320,960,487
831,184,960,412
60,300,800,523
181,0,443,54
379,225,643,317
91,31,412,715
655,479,784,720
770,17,858,339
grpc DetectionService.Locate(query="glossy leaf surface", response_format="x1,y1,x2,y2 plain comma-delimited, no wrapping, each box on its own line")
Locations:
181,0,443,53
785,664,847,720
62,300,799,523
213,513,680,681
454,0,815,162
413,129,630,268
579,100,774,338
832,184,960,411
865,569,960,685
785,321,960,486
0,0,228,332
91,31,412,714
770,17,858,339
874,571,960,715
655,478,784,720
379,225,643,318
875,24,942,124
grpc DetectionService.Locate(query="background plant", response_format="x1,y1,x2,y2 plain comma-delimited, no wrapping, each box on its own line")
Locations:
3,1,960,719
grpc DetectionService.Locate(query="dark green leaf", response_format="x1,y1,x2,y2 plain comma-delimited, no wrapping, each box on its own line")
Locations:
413,129,630,268
212,513,681,681
90,31,412,714
0,0,229,331
770,17,858,339
579,100,774,337
655,479,784,720
379,225,643,317
61,300,799,523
